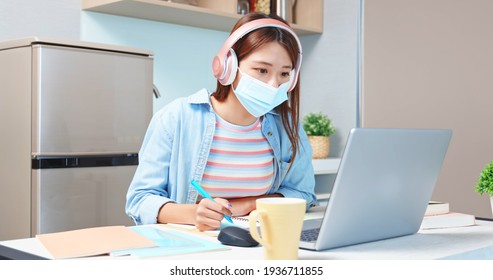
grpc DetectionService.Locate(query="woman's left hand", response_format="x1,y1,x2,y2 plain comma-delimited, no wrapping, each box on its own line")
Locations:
229,193,284,217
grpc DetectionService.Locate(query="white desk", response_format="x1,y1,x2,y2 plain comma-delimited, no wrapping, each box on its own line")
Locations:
2,219,493,260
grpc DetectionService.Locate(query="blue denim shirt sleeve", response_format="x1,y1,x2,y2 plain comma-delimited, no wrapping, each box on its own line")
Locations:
125,106,175,225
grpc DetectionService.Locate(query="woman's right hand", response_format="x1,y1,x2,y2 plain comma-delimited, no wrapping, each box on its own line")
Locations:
194,198,232,231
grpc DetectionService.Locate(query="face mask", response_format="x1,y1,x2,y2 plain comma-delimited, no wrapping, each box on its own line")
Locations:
232,69,290,118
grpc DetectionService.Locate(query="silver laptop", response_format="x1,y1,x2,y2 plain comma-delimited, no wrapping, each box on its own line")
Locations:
299,128,452,251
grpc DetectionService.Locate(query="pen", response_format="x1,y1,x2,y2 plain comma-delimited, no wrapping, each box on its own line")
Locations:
190,179,234,224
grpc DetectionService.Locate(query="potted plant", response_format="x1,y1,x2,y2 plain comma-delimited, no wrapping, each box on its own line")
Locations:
475,160,493,215
302,112,336,159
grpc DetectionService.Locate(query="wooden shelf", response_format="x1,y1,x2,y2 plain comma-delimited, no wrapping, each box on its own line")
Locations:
82,0,323,35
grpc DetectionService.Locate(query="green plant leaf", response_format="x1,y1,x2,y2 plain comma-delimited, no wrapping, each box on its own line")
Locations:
475,160,493,196
302,112,336,136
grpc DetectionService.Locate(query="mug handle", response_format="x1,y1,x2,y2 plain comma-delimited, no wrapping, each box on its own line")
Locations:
249,210,270,250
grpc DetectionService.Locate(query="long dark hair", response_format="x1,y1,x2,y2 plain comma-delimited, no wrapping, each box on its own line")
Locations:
212,12,302,165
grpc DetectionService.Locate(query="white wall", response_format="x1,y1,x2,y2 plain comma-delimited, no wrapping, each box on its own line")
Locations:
299,0,360,157
0,0,81,40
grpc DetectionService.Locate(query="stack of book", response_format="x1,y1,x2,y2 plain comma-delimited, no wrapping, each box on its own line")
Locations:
420,201,476,230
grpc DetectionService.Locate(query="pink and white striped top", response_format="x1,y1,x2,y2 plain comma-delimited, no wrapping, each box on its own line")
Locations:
201,115,274,198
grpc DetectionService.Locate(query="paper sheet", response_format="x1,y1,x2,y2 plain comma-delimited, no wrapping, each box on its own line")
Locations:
36,225,157,259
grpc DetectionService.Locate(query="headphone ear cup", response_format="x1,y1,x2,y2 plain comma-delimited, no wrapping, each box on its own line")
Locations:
224,50,238,86
212,55,224,81
219,48,238,86
288,69,298,92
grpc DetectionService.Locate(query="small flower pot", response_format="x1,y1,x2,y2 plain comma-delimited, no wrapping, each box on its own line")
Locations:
490,197,493,217
308,136,330,159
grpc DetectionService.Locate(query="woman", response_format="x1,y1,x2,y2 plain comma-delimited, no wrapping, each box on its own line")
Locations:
126,12,316,231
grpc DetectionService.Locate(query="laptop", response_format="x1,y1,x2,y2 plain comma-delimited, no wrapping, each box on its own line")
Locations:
299,128,452,251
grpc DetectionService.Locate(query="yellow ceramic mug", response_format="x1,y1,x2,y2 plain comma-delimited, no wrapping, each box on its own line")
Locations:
249,197,306,260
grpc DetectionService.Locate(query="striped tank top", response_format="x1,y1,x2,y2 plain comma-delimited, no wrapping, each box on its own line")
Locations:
201,114,274,198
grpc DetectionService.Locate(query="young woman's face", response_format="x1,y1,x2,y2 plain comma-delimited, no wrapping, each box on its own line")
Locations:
236,41,293,88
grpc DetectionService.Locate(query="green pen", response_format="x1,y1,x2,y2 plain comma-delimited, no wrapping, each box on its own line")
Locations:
190,179,234,224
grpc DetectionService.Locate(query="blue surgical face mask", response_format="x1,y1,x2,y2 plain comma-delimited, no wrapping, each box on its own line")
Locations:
232,69,290,118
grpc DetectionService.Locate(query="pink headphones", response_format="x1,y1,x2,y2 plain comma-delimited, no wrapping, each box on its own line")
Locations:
212,18,303,92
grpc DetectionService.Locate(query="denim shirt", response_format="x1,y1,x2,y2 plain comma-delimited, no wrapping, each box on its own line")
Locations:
126,89,316,225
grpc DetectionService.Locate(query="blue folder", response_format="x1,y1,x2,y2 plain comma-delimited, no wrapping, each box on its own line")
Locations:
111,226,229,258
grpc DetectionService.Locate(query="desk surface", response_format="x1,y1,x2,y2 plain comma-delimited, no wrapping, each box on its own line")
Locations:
2,219,493,260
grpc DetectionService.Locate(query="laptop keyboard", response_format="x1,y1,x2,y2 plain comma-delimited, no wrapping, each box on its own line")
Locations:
300,228,320,242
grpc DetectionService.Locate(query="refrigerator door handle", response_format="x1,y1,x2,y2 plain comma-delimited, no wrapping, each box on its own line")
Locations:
153,84,161,98
32,154,139,169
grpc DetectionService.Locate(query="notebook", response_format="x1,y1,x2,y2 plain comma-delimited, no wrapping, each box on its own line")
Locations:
299,128,452,251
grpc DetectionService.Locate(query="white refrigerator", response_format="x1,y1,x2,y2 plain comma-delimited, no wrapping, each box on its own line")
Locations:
0,37,154,240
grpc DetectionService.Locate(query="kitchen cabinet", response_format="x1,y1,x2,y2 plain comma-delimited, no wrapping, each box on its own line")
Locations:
82,0,323,35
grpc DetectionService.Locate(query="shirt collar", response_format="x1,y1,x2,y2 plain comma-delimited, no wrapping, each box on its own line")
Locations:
187,88,211,105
